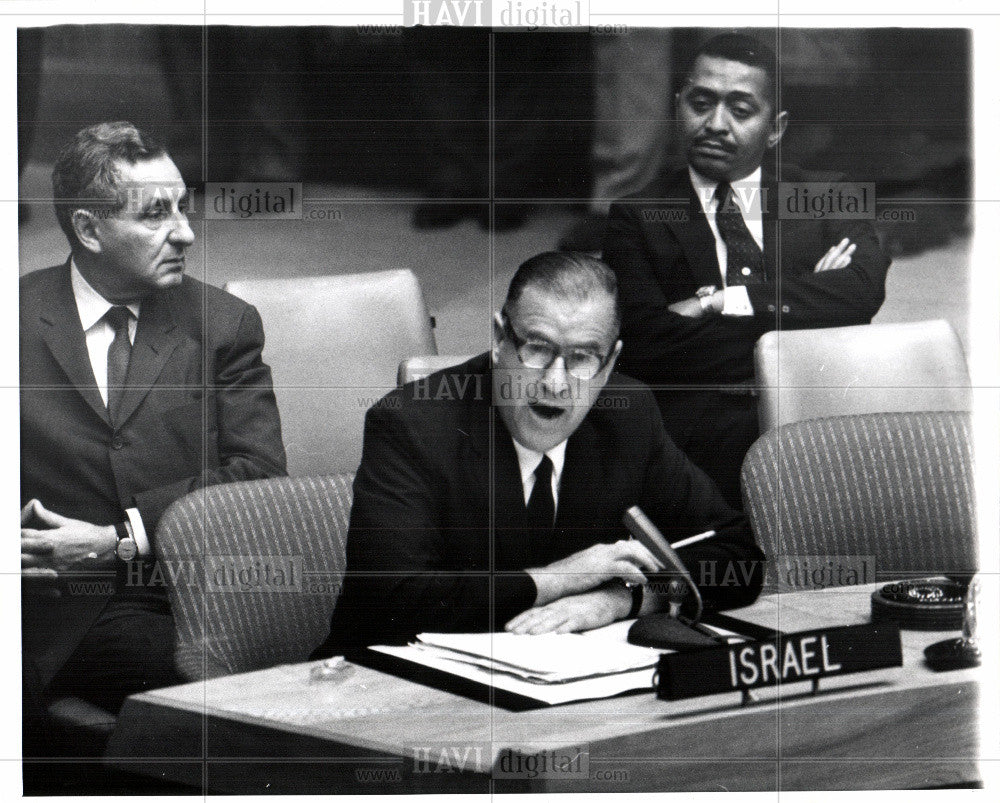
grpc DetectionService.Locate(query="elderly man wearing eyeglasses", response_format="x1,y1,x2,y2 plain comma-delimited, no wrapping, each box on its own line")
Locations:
314,251,764,657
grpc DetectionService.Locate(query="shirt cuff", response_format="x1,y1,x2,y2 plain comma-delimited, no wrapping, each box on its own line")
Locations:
124,507,151,558
722,286,754,316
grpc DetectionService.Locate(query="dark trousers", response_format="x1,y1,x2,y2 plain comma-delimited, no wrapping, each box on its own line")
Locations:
654,389,759,510
23,593,182,758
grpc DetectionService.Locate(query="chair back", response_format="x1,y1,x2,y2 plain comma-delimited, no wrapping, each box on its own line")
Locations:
154,475,353,680
398,354,477,386
754,320,971,432
226,270,436,475
741,412,977,588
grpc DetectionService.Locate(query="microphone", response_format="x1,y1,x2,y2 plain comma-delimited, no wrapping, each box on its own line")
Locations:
623,506,704,623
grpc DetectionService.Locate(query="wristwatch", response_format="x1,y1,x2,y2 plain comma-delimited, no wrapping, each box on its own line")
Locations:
696,285,718,314
114,521,138,562
623,580,644,619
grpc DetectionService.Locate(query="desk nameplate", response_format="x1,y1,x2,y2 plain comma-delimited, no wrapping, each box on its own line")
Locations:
656,623,903,700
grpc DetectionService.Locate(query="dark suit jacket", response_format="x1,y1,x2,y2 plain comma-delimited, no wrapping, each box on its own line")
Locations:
320,354,764,655
603,164,891,388
20,262,287,680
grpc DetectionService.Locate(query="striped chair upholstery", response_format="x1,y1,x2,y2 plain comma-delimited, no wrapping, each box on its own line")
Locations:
741,412,977,587
154,475,353,680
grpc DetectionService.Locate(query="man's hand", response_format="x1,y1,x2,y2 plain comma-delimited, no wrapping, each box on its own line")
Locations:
526,539,663,607
814,238,856,272
669,289,726,318
21,499,39,527
20,499,117,574
505,585,632,635
668,296,707,318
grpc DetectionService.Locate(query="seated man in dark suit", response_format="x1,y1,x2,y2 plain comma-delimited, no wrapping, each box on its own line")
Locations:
20,122,287,748
602,33,891,507
317,251,763,656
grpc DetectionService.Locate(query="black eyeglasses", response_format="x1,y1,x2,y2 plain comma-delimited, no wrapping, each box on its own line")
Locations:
502,316,613,380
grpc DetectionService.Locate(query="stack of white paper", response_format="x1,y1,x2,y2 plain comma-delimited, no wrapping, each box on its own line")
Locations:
414,631,661,682
369,627,665,705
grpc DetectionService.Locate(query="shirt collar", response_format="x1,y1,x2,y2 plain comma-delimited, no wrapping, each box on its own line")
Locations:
70,258,140,331
511,437,567,490
689,166,763,213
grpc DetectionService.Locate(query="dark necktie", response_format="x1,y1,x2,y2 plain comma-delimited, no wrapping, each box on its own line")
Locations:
105,305,133,424
525,455,555,532
715,181,764,286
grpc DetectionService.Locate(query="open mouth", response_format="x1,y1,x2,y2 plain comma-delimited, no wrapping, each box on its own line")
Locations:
528,400,567,420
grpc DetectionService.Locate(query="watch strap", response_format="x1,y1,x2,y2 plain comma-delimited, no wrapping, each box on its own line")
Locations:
625,582,644,619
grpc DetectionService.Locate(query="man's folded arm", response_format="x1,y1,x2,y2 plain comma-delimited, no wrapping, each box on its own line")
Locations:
132,304,287,535
604,201,763,385
744,219,890,328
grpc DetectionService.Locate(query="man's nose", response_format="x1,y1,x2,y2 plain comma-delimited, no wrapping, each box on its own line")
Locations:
704,102,729,134
169,213,196,246
540,355,571,394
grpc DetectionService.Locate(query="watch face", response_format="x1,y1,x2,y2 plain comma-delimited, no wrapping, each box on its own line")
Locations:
117,539,138,562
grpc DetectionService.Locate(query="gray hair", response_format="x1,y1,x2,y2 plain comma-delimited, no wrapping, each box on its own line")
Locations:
51,121,168,248
503,251,621,337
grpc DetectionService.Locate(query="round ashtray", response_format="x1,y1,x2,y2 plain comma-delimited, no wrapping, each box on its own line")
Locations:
924,637,981,670
871,579,966,630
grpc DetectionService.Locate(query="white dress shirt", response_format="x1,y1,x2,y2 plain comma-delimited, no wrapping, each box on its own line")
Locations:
511,438,568,515
70,260,151,556
688,166,763,316
71,261,140,405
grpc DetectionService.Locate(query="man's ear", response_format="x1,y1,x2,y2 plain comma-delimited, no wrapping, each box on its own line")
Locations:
491,311,505,361
605,340,623,374
71,210,102,254
767,111,789,148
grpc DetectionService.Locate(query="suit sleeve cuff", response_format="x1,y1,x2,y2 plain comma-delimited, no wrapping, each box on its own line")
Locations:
722,286,754,316
125,507,151,558
493,571,538,625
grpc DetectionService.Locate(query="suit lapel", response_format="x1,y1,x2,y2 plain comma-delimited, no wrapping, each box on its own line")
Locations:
37,264,109,425
113,290,182,428
556,418,600,529
761,168,779,280
458,366,523,521
486,410,525,523
665,167,781,285
460,388,493,506
665,171,725,288
459,379,529,571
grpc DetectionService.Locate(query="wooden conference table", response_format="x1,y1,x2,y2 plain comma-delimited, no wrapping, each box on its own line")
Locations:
105,582,981,793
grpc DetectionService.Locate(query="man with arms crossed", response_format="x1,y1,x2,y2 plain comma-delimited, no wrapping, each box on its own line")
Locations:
21,122,287,754
317,251,763,656
603,34,891,507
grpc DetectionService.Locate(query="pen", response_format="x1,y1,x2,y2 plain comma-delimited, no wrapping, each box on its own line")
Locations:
670,529,716,549
677,615,727,643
